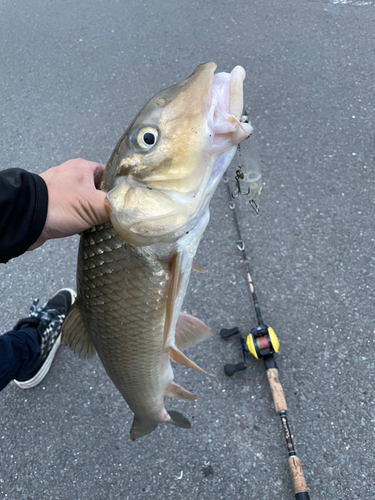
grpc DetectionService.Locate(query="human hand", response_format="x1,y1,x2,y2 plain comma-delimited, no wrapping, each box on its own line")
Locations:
29,158,110,250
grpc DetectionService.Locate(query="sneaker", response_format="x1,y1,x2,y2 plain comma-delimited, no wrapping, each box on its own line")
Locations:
13,288,76,389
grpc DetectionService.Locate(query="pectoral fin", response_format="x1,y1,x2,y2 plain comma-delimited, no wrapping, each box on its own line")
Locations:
175,312,212,350
61,303,96,359
163,252,182,348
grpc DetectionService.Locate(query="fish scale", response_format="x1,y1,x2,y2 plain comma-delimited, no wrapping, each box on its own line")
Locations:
76,223,172,421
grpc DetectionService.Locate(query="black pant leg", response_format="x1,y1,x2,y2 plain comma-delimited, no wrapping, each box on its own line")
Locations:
0,328,41,391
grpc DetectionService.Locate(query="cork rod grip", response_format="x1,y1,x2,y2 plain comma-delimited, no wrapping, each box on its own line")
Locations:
266,368,287,412
289,456,308,494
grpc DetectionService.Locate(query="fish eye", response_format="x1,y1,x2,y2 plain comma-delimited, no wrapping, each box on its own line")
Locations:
136,127,159,150
143,133,155,145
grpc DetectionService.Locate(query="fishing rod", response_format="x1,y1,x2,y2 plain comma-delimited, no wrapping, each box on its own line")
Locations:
221,125,310,500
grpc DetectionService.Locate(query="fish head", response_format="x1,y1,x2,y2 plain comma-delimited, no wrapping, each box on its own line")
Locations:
102,62,253,246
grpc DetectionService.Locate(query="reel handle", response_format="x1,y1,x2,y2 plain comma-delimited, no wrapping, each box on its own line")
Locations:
224,362,247,376
220,327,240,339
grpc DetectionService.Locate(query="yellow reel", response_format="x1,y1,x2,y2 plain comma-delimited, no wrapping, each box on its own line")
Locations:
246,325,279,360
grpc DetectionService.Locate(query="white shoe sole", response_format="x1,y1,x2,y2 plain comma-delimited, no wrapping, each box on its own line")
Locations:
14,288,77,390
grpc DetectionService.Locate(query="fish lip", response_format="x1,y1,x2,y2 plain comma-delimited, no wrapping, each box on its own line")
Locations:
207,65,253,145
229,65,246,119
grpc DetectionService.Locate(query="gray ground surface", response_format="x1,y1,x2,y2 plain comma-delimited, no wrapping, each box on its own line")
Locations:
1,0,374,498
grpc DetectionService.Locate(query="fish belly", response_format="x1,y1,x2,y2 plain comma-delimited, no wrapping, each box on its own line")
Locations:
77,223,173,422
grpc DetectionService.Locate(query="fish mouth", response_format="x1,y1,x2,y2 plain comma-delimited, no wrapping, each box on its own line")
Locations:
208,65,253,146
106,63,253,247
205,65,253,185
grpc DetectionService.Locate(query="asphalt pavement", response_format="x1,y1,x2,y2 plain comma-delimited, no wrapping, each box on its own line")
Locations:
1,0,374,499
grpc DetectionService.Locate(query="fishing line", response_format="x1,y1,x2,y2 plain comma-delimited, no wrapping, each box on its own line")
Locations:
221,123,311,500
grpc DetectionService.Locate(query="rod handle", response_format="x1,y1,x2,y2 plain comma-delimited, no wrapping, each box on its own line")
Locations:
224,362,246,376
266,368,288,412
220,327,240,339
289,456,309,497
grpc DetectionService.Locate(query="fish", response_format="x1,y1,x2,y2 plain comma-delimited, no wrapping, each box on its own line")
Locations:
61,62,253,440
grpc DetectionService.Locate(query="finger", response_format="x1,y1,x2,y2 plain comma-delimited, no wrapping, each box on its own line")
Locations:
93,163,106,189
91,190,110,225
82,161,106,189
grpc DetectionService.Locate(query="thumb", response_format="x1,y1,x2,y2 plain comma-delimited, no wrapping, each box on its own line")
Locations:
93,163,106,189
90,189,110,225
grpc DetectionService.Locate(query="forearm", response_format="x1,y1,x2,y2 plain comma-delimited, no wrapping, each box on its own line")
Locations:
0,169,48,264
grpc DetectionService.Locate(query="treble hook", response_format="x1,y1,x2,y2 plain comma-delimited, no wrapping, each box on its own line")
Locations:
249,199,260,215
232,168,251,198
236,240,245,251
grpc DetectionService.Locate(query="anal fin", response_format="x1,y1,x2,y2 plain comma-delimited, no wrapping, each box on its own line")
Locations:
61,303,96,359
169,346,214,377
166,381,198,401
175,312,212,350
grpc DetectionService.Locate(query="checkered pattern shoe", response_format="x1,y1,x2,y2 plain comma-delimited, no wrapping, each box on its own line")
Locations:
14,288,76,389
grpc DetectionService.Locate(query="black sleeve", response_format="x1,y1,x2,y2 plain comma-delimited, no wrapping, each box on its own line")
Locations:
0,168,48,264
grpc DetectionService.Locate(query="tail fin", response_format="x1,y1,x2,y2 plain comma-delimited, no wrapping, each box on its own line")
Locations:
130,416,158,441
130,411,191,440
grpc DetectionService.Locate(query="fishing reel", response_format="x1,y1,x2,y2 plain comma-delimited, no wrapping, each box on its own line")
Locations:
220,324,279,376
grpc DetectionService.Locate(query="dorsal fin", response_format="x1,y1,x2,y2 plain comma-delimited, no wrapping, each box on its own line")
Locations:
163,253,182,348
175,312,212,350
61,303,96,359
169,346,214,377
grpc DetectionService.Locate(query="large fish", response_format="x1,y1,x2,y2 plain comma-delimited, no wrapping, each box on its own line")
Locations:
62,63,253,440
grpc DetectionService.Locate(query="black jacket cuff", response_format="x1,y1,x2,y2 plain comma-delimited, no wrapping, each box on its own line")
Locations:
0,169,48,263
